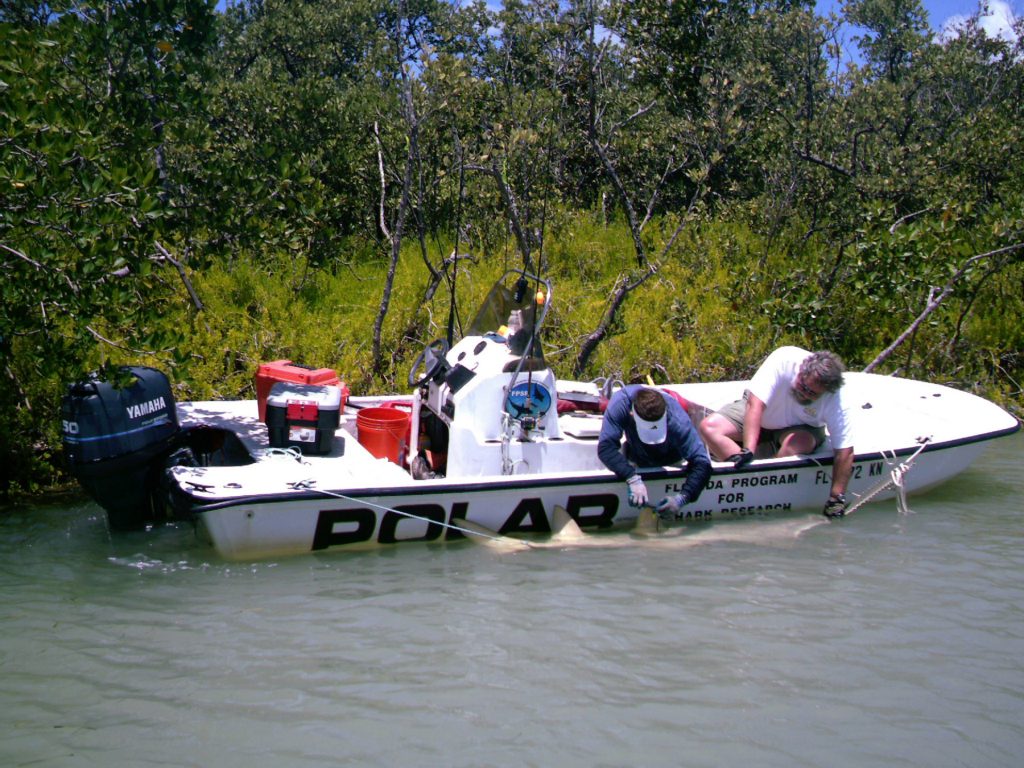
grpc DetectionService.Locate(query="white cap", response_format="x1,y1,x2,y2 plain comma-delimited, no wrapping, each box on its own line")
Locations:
633,410,667,445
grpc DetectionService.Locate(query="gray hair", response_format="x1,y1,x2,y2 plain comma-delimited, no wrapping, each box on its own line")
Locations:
800,351,845,392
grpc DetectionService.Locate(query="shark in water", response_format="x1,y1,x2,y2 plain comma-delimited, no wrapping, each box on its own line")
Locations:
453,505,828,553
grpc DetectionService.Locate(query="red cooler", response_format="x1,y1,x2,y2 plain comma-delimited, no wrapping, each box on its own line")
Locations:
255,360,344,422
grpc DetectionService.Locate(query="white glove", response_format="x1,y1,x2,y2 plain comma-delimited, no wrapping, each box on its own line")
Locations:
626,475,648,508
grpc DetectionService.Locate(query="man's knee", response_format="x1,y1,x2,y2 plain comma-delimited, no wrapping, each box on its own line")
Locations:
778,430,816,456
699,413,729,440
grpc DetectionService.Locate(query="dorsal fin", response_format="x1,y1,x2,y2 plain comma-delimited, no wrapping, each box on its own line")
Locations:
550,505,587,543
450,518,533,552
632,506,661,536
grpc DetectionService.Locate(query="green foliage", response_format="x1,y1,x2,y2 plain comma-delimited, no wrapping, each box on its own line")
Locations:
1,0,1022,500
0,4,217,497
843,0,930,81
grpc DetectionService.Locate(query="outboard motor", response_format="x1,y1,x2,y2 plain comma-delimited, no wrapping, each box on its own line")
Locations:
61,366,181,530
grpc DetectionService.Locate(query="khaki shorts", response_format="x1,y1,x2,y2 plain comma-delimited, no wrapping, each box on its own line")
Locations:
716,399,826,457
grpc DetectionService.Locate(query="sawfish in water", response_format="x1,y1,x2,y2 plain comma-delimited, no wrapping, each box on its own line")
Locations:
453,506,827,553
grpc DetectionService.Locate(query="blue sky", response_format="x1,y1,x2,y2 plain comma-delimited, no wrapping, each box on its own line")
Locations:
472,1,1022,41
216,1,1020,42
818,0,1021,39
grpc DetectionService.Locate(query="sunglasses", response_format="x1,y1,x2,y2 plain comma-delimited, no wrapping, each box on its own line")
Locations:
793,374,825,401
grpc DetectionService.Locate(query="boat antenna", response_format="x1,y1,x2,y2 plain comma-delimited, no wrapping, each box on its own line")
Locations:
525,191,548,364
446,129,465,348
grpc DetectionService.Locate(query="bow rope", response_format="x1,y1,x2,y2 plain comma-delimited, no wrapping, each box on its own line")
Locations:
844,438,931,516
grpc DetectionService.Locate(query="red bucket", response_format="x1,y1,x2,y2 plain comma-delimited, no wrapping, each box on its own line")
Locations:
356,406,411,465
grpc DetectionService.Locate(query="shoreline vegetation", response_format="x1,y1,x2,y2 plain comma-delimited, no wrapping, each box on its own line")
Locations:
2,2,1022,500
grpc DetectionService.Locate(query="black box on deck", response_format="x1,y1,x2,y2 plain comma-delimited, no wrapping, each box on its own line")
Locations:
266,382,343,455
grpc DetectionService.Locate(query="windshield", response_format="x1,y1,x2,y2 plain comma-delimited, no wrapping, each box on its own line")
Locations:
467,271,551,361
467,276,540,336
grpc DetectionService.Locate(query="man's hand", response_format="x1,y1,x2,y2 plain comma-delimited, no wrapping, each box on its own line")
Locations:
727,448,754,468
655,493,689,521
626,475,648,508
823,493,847,519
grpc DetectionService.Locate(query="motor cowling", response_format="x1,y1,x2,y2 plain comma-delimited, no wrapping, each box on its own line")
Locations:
61,366,181,529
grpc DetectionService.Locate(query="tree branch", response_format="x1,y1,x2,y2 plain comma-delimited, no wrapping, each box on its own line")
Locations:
864,242,1024,373
796,150,853,178
1,242,79,293
154,241,204,312
465,159,536,273
373,121,392,245
85,325,159,355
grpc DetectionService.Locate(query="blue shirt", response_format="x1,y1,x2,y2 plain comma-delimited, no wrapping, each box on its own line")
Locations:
598,385,712,502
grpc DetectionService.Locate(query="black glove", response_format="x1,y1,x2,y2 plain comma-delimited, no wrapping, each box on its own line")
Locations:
823,493,847,519
727,448,754,468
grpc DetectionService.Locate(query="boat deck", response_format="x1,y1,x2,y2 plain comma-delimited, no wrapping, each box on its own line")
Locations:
177,398,411,484
174,393,615,497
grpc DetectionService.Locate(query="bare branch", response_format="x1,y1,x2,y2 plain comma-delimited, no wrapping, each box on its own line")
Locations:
373,121,392,245
154,241,204,312
2,242,79,293
864,242,1024,373
889,207,935,234
85,325,161,355
1,242,44,270
796,150,853,178
608,100,658,137
466,159,535,272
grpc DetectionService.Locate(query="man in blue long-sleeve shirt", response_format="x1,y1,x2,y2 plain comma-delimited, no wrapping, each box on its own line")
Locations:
598,385,712,519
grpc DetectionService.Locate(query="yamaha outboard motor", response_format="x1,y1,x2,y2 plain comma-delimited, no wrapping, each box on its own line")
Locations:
61,366,181,530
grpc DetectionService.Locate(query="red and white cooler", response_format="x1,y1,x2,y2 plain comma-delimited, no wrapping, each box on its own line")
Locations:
265,382,344,455
255,360,344,422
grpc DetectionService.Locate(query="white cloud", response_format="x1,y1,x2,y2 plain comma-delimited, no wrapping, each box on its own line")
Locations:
980,0,1020,41
941,1,1020,44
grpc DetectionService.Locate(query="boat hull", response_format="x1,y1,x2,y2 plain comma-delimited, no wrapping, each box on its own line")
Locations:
191,433,1006,560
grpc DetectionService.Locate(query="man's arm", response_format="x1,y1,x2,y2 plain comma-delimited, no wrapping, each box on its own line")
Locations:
830,446,854,497
679,448,712,504
822,445,855,519
597,397,634,480
741,392,765,454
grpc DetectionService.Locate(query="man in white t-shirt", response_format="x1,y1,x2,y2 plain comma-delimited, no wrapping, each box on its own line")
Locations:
698,347,854,518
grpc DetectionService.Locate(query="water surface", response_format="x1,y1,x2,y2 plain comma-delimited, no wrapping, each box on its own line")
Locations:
2,433,1022,767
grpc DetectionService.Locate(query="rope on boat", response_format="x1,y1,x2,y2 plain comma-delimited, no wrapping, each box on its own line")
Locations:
288,480,528,546
844,438,931,517
263,446,307,462
255,448,521,546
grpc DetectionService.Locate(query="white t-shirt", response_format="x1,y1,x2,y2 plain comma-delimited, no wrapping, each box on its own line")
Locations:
747,346,854,449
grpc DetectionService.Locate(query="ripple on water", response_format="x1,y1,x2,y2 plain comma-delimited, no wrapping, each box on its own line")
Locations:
2,436,1024,767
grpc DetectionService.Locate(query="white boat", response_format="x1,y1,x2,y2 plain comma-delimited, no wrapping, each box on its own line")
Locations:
62,271,1020,560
